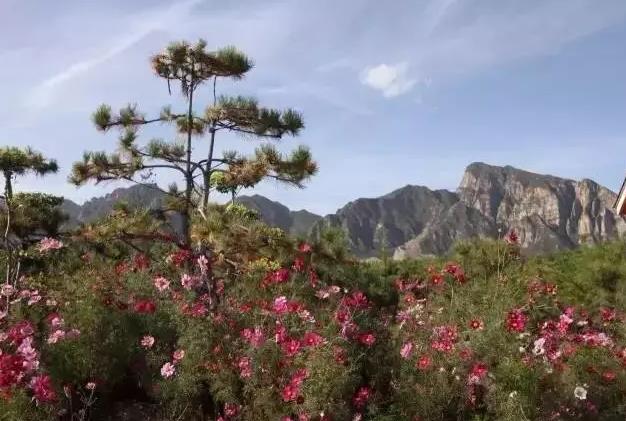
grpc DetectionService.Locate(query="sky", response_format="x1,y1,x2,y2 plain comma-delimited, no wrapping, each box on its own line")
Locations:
1,0,626,215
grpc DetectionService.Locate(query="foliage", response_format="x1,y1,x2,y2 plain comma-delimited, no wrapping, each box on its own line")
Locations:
3,216,626,420
0,193,67,240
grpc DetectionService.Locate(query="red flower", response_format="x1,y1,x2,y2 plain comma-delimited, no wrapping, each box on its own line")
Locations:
132,253,150,271
292,257,305,272
335,309,351,324
168,249,193,267
114,262,128,276
357,332,376,347
281,382,300,402
298,242,313,253
468,362,488,384
302,331,324,347
344,291,369,309
601,307,617,323
417,355,432,370
133,299,156,314
224,403,239,418
308,269,319,287
281,338,302,357
289,368,309,388
333,346,347,365
469,319,484,330
443,262,467,283
0,354,25,389
505,230,519,245
602,370,617,382
352,386,372,409
505,309,527,333
458,347,473,361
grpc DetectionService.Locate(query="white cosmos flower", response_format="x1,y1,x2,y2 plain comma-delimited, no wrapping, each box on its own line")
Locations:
574,385,587,400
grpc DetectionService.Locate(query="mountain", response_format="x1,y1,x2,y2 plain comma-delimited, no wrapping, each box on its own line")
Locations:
311,162,626,258
60,187,321,236
236,195,321,236
457,162,626,253
309,185,461,256
61,184,167,227
58,163,626,258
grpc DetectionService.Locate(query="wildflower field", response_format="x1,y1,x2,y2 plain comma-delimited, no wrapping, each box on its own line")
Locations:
3,213,626,420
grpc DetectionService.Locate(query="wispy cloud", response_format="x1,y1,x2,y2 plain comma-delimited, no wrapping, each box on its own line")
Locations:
360,63,417,98
25,0,203,109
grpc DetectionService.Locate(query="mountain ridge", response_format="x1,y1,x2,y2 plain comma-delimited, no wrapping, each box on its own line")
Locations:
58,162,626,258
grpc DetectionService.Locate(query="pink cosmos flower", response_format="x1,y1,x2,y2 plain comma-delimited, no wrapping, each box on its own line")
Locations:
181,274,201,290
241,327,265,348
66,328,81,339
161,362,176,378
173,349,185,362
197,255,210,274
27,293,42,306
30,374,57,403
237,356,252,378
38,237,64,253
273,296,289,315
140,335,155,349
153,276,170,292
400,342,414,359
47,329,66,344
505,230,519,245
47,313,64,328
0,284,15,297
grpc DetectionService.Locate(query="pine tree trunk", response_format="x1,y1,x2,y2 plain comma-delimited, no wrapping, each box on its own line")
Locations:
202,126,216,210
182,83,194,247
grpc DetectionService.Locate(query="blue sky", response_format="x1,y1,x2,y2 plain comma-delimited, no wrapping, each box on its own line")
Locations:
2,0,626,215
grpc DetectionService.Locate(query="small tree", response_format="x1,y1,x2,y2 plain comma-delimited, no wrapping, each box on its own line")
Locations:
0,146,58,284
71,39,317,246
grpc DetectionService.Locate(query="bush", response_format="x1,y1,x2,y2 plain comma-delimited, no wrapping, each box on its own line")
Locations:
3,226,626,420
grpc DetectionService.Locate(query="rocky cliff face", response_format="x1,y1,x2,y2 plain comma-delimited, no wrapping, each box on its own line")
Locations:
458,163,626,254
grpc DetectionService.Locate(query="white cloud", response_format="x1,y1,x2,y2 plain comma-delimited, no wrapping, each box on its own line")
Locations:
360,63,417,98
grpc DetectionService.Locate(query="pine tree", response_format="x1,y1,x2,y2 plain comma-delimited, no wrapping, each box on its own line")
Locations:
0,146,58,283
70,39,317,246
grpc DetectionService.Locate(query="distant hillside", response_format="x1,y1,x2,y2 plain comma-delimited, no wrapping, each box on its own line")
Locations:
57,163,626,258
61,184,166,228
236,195,321,236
